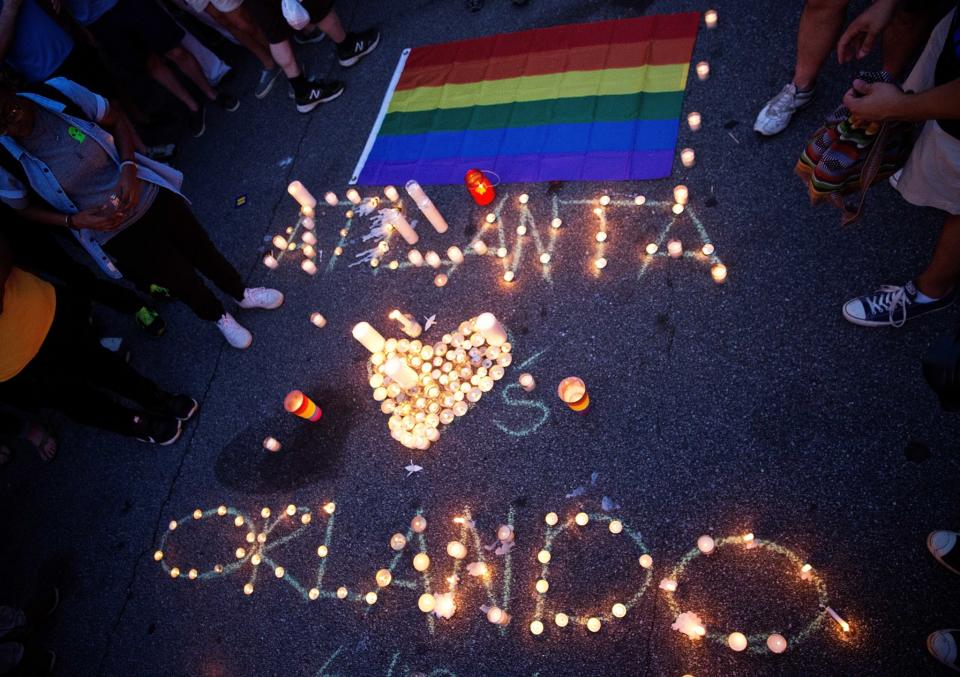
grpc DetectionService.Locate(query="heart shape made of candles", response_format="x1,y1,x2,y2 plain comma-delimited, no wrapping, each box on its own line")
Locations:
367,317,513,450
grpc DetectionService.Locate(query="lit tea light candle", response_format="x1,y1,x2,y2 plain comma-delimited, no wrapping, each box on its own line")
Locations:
301,259,318,275
551,217,562,229
800,563,813,581
413,553,430,571
575,512,589,526
302,230,317,245
672,203,685,215
384,185,400,202
287,180,317,209
539,252,551,264
476,313,507,346
310,312,326,328
496,247,507,258
389,310,422,338
609,519,623,534
407,249,424,267
518,193,529,204
425,250,442,268
497,525,515,542
323,502,336,515
704,8,717,27
537,549,551,564
767,633,787,653
263,436,281,452
411,515,427,532
595,231,607,243
317,545,328,557
447,541,467,559
612,603,627,618
434,273,448,287
673,185,689,205
701,243,715,256
545,512,559,526
365,592,378,605
302,244,316,259
447,246,464,264
530,620,544,636
345,188,362,205
599,195,611,206
516,225,527,236
688,112,702,131
535,579,549,593
645,243,659,256
697,535,715,555
519,373,536,391
385,357,419,389
376,569,392,587
639,554,653,569
284,390,322,422
634,195,646,205
324,191,338,206
390,533,407,550
672,612,706,639
353,322,386,353
558,376,590,412
262,253,278,269
742,532,756,548
418,593,436,613
272,235,288,250
659,578,677,592
406,180,448,233
711,263,728,283
594,257,607,270
667,240,683,258
681,148,696,167
275,566,286,578
696,61,710,80
336,587,348,599
471,240,488,255
587,617,601,632
728,632,748,652
485,212,497,224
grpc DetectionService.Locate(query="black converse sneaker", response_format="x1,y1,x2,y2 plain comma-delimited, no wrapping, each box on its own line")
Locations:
337,29,381,67
295,80,345,113
842,281,957,327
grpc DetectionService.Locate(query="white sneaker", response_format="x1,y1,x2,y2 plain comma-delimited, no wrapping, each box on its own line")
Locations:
239,287,284,310
753,83,815,136
217,313,252,349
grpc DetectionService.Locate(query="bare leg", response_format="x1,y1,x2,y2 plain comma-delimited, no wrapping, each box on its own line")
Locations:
146,53,200,112
793,0,848,90
313,9,347,43
165,44,218,101
881,3,945,78
270,40,300,78
209,5,277,69
916,215,960,299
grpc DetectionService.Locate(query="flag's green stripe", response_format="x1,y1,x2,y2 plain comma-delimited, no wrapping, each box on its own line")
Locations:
379,91,685,136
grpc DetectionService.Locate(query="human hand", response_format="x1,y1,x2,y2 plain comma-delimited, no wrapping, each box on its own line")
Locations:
837,0,898,64
69,206,126,232
842,79,907,122
113,165,141,213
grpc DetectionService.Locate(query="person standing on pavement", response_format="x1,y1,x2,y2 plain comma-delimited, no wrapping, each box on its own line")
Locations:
0,77,283,348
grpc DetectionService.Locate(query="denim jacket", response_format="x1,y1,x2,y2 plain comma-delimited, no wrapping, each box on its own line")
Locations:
0,78,187,279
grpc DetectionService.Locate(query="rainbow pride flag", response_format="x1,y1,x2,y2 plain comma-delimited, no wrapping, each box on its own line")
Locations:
351,13,700,186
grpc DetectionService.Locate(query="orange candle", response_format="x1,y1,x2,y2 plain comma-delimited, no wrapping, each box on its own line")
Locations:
284,390,322,422
557,377,590,412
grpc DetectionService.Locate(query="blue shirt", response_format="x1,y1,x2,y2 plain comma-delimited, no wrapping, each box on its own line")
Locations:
0,78,187,279
0,0,74,82
62,0,117,26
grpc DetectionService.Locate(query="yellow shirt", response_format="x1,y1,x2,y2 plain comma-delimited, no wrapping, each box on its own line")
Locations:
0,267,56,382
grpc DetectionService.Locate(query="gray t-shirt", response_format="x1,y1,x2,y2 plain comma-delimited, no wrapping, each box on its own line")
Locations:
19,107,158,243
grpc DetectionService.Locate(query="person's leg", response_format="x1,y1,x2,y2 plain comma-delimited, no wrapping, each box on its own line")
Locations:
146,53,201,112
270,40,301,78
793,0,849,90
213,5,276,69
164,45,219,102
916,215,960,299
313,8,346,43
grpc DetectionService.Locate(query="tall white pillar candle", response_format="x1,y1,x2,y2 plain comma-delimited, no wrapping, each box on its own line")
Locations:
475,313,507,347
353,322,386,353
385,357,419,389
287,181,316,209
386,208,418,245
405,181,448,234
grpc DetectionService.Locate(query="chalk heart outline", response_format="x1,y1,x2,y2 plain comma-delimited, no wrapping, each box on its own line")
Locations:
367,318,511,450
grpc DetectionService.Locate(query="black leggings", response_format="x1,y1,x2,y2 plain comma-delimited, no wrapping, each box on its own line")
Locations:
0,289,170,437
106,191,245,322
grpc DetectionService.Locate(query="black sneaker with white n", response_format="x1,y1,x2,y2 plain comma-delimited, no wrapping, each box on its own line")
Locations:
295,80,346,113
337,29,381,67
842,280,957,327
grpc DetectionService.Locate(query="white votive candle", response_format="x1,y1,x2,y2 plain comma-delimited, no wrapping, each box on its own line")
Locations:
302,230,317,245
425,251,442,269
302,244,316,258
310,312,326,327
673,185,689,205
352,322,385,353
287,180,316,209
667,240,683,258
324,191,338,206
384,185,400,202
645,243,658,255
263,253,278,269
696,61,710,80
680,148,696,167
408,249,424,267
697,535,715,555
263,436,281,452
701,243,715,256
447,246,464,264
704,9,717,28
519,373,535,391
385,357,419,389
301,259,317,275
711,263,728,283
688,112,702,131
475,312,507,346
471,240,488,255
345,188,362,205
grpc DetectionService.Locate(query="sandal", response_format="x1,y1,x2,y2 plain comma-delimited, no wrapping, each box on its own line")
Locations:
928,629,960,672
23,424,57,463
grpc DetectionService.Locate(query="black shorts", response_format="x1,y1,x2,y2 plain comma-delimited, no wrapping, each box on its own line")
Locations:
89,0,185,62
245,0,335,44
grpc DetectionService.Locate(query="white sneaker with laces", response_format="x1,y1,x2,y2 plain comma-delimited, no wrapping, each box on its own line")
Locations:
217,313,253,349
239,287,284,310
754,82,815,136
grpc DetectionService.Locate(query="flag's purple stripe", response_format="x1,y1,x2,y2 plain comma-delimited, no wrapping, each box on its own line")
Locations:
357,150,675,185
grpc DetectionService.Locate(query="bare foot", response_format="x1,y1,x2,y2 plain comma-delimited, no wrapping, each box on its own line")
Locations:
24,424,57,462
